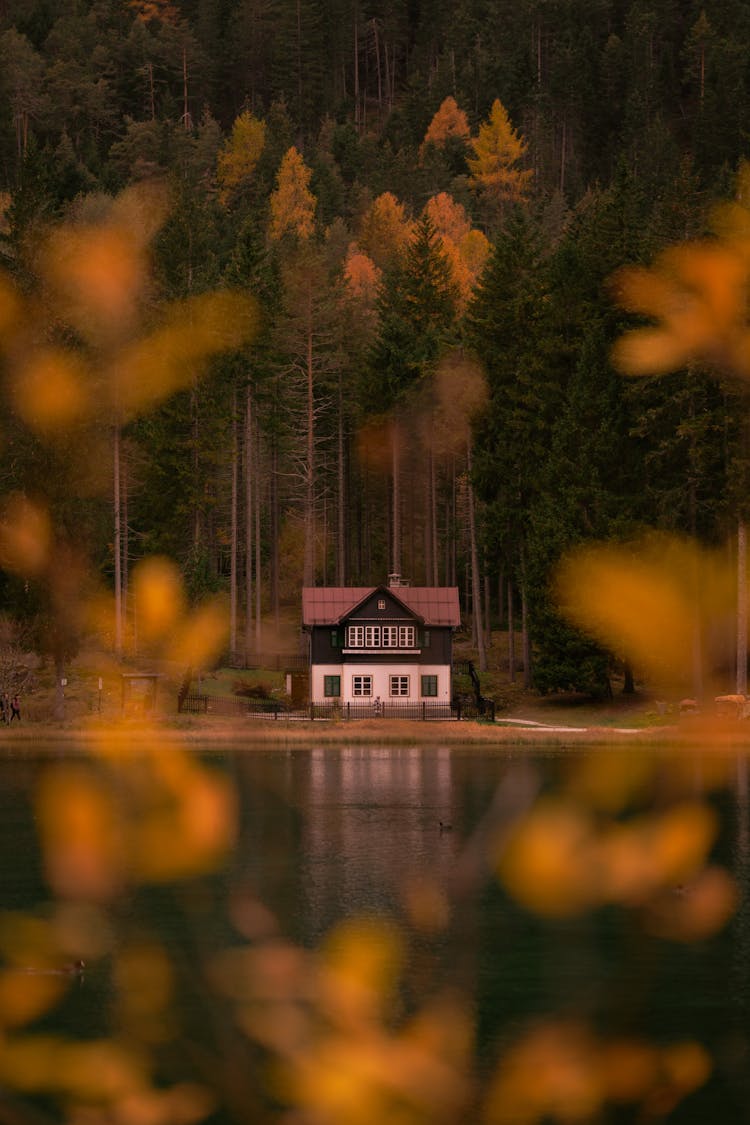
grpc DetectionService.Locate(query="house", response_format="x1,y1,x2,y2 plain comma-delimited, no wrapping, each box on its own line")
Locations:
302,577,461,706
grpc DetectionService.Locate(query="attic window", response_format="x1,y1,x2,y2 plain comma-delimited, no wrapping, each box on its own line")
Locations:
378,599,386,609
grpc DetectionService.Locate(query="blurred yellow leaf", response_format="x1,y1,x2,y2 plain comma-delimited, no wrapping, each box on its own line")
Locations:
319,918,403,1027
131,557,185,646
162,598,229,668
0,972,65,1028
11,348,90,432
497,800,598,917
0,494,52,577
36,766,125,900
113,291,257,415
555,535,735,687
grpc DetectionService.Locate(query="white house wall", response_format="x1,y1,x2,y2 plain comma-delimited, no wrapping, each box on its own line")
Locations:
311,663,451,703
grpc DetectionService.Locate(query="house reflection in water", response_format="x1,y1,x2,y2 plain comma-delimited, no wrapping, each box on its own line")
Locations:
301,746,457,941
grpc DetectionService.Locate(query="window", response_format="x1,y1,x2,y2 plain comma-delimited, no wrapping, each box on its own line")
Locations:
347,625,364,647
324,675,341,697
421,675,438,697
346,623,417,648
352,675,373,697
378,599,386,609
330,630,340,648
390,676,409,697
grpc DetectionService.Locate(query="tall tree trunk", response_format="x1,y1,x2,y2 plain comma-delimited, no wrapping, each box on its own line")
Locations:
391,419,401,578
303,289,316,587
255,435,262,650
430,442,439,585
122,450,129,646
507,578,516,682
244,385,254,662
521,576,532,689
466,441,486,671
272,439,280,631
113,423,122,659
230,389,238,662
337,374,346,585
738,518,748,696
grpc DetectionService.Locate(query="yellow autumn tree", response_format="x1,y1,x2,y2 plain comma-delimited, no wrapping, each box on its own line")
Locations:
343,244,382,303
420,96,470,154
423,193,490,308
268,146,316,242
358,192,413,270
216,111,266,206
467,99,533,206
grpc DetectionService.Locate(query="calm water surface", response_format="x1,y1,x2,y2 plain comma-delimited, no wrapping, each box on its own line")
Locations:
1,741,749,1122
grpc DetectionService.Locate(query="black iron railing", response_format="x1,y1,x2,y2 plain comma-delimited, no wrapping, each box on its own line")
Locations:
178,693,495,722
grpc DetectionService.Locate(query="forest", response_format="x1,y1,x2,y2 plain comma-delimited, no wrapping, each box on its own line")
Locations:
1,0,750,696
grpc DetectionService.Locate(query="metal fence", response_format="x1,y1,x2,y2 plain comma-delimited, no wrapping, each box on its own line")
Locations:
178,693,495,722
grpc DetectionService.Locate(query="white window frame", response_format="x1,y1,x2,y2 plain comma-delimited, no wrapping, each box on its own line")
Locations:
398,625,416,647
352,675,373,697
389,675,410,697
347,625,364,647
381,625,399,647
364,625,381,647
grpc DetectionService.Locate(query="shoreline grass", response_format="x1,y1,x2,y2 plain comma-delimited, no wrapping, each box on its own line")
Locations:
0,713,746,751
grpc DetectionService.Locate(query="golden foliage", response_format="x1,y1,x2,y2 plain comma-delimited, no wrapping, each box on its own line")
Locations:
343,245,382,302
268,146,317,242
611,160,750,379
0,493,52,577
484,1021,711,1125
421,96,470,153
555,534,736,688
358,192,413,270
0,184,257,433
467,99,533,204
216,110,266,206
422,193,490,308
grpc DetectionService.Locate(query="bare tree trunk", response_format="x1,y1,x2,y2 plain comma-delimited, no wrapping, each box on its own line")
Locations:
303,288,316,587
738,518,748,695
391,419,401,577
244,385,254,662
507,578,516,682
337,376,346,585
122,451,129,644
272,439,280,631
255,434,262,650
230,389,238,662
430,443,439,585
466,441,486,671
182,45,190,129
372,19,382,109
484,568,491,645
521,577,532,689
113,424,122,659
354,9,360,131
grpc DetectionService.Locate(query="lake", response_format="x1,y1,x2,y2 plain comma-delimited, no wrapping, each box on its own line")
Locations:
0,740,748,1123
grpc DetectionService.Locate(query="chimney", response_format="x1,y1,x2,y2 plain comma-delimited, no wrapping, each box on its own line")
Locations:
388,573,410,588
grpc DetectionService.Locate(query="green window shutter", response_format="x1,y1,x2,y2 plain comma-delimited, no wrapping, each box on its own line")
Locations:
330,630,340,648
324,675,341,697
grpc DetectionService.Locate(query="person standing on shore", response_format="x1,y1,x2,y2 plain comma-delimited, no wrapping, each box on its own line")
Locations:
10,695,20,722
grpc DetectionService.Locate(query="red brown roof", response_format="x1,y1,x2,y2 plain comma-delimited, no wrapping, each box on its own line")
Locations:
302,586,461,627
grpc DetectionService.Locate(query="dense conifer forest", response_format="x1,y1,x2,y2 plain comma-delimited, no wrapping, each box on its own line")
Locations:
1,0,749,693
